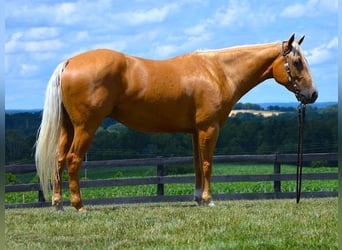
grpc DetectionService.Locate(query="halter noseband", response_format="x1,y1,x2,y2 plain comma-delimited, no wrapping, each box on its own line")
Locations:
282,41,301,100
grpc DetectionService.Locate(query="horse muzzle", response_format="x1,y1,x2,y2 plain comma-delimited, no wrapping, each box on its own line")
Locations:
296,90,318,104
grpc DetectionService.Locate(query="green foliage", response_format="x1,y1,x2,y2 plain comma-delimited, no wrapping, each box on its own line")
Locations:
164,164,193,175
5,112,42,135
217,105,337,155
30,174,38,183
267,105,296,112
5,130,35,164
113,171,124,178
310,160,329,168
5,173,18,185
5,104,337,163
234,102,264,110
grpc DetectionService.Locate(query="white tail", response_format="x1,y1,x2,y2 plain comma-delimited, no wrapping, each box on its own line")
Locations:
35,61,67,200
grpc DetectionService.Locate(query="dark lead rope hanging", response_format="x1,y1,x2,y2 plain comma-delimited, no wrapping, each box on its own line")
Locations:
296,103,306,203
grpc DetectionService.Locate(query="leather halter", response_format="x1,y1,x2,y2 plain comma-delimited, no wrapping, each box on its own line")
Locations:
282,41,301,101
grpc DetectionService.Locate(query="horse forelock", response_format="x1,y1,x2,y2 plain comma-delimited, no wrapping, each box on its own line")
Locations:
290,41,305,57
289,41,310,67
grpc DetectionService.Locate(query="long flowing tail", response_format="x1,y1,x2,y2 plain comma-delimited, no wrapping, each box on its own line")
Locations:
35,61,67,200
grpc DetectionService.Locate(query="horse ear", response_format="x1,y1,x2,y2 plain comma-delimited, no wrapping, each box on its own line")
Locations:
287,34,295,50
297,35,305,45
287,33,295,50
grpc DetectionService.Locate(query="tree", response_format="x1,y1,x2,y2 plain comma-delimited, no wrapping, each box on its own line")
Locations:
5,130,34,164
5,105,337,163
234,102,264,110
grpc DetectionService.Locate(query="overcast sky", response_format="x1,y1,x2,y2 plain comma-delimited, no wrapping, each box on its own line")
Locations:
5,0,338,110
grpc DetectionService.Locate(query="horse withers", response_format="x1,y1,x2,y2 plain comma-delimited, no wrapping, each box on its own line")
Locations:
35,34,317,211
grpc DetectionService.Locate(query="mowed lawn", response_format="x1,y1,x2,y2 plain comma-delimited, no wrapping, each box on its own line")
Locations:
5,198,337,249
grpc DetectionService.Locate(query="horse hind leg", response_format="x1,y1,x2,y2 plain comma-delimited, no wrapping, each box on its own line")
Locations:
66,124,98,211
53,112,74,211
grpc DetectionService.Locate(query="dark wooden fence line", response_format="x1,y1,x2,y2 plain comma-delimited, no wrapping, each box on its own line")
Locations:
5,153,338,209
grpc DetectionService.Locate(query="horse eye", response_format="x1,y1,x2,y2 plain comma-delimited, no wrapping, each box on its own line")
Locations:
293,59,303,70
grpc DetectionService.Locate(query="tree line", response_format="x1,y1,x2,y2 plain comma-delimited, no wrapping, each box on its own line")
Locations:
5,103,337,164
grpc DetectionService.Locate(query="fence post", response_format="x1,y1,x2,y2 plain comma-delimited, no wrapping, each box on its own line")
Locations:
37,177,46,203
157,158,164,196
273,153,281,193
38,188,46,203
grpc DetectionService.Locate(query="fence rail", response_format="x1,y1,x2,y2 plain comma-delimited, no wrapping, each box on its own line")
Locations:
5,153,338,209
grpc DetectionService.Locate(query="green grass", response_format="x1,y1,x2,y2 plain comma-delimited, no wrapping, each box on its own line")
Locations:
5,163,338,204
5,198,337,249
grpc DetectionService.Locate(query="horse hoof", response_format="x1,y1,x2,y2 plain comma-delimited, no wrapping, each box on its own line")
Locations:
203,200,215,207
207,201,215,207
55,206,65,212
77,207,87,213
52,199,64,212
196,200,204,206
194,196,203,206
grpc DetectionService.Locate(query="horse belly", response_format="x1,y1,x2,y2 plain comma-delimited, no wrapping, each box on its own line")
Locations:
111,100,195,133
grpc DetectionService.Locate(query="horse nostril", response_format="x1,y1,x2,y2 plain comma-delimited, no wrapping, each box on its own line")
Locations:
311,91,318,102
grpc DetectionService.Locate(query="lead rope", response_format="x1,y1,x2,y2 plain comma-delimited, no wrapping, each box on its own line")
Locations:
296,103,306,203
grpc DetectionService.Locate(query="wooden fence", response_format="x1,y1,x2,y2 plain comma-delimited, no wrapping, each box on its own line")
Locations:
5,153,338,209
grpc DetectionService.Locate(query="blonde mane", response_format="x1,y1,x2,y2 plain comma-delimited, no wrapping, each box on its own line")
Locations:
195,42,279,54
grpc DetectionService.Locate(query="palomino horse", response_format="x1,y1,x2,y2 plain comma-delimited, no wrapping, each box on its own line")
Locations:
35,34,317,211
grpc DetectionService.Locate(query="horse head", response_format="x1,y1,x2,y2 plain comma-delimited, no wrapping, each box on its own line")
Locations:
273,34,318,104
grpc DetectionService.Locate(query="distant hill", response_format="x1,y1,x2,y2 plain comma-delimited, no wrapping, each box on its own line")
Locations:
5,109,42,114
258,102,337,109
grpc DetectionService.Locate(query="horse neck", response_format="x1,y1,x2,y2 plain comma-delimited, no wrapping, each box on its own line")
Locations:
215,43,281,102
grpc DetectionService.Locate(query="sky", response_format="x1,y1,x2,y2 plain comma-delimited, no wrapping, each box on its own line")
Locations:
5,0,338,110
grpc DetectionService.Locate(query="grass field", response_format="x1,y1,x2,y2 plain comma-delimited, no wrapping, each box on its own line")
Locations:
5,163,338,248
5,198,337,249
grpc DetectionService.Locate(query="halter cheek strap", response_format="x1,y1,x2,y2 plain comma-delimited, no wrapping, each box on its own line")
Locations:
281,41,300,99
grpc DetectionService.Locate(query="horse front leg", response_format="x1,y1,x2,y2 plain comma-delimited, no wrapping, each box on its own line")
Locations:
192,132,203,204
197,124,219,206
